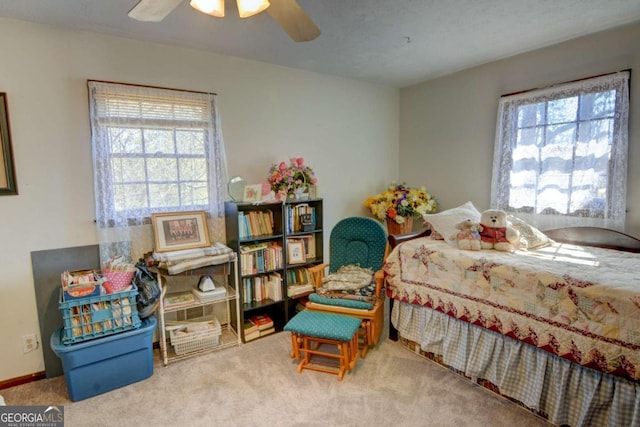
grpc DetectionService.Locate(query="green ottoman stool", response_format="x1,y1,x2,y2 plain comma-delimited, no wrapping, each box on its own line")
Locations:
284,311,361,381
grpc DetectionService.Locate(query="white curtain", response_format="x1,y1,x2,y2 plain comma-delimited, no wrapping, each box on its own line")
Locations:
88,81,229,265
491,71,629,231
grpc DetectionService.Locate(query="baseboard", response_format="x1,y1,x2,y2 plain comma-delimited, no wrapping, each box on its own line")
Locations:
0,371,46,390
1,342,160,390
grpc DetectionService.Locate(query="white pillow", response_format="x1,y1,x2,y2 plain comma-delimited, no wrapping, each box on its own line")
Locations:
423,201,481,245
507,215,554,250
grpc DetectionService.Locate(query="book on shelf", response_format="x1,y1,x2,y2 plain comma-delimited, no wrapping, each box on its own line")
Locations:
238,209,275,238
240,242,283,275
265,272,283,301
250,314,274,331
259,327,275,337
254,275,264,301
243,319,261,342
243,273,283,303
244,329,261,342
286,266,312,286
285,203,316,233
287,283,314,298
163,291,195,309
244,319,258,334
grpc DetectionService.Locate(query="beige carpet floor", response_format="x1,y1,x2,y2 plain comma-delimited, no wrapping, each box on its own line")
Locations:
1,331,552,427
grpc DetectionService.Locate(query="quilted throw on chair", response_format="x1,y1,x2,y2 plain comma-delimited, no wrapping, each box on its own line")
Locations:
317,265,376,301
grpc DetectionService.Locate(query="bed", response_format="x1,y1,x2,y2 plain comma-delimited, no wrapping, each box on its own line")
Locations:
384,214,640,427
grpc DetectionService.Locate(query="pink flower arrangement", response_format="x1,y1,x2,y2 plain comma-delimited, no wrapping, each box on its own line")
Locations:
267,157,317,200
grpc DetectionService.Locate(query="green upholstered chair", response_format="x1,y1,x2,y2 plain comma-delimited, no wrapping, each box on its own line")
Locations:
305,216,387,357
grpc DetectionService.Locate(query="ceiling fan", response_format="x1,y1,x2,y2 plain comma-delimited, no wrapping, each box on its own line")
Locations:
128,0,320,42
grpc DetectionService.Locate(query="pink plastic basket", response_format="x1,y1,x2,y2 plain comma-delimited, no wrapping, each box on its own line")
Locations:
102,269,135,292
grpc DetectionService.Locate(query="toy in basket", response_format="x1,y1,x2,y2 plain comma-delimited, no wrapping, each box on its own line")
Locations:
61,270,102,300
168,317,221,355
102,257,136,293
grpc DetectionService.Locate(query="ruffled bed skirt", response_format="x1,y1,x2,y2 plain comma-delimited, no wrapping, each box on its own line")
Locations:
392,301,640,427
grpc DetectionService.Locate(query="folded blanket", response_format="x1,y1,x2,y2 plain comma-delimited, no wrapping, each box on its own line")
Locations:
315,290,376,304
158,252,237,275
153,242,233,263
321,264,374,291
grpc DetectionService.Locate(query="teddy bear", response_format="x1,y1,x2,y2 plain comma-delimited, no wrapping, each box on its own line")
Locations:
478,209,520,252
452,219,482,251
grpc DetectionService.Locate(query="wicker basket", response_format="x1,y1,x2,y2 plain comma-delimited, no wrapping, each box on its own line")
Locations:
169,317,221,355
102,269,135,292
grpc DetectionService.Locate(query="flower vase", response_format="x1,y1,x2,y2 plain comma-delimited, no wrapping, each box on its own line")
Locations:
386,217,413,235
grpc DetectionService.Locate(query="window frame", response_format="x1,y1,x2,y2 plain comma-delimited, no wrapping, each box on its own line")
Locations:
491,71,630,230
89,81,227,228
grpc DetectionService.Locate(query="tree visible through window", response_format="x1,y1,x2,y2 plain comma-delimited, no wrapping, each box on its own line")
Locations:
491,71,629,230
108,126,209,214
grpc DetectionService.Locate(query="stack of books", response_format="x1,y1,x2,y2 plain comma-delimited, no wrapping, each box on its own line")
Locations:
243,319,260,342
244,314,275,340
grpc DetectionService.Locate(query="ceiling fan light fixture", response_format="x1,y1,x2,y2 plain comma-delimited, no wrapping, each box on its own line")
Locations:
236,0,270,18
190,0,225,17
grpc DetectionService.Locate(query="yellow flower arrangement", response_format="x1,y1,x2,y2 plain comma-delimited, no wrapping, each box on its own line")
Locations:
364,182,437,224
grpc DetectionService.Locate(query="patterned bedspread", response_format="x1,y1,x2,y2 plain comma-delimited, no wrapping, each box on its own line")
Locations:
384,237,640,380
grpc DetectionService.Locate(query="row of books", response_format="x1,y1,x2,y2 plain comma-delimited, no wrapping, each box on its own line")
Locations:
238,210,275,239
285,203,317,234
286,267,315,298
242,272,283,304
239,242,283,275
243,314,275,342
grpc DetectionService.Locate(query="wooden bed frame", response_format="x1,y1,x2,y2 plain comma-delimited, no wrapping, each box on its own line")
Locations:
387,226,640,340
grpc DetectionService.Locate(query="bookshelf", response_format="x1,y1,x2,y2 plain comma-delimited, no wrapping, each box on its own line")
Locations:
225,201,286,342
225,198,324,342
284,199,324,320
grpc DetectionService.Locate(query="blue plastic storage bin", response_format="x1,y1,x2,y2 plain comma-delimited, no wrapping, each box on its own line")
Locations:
50,316,156,401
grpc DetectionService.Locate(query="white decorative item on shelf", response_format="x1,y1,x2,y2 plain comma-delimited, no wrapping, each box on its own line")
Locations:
294,187,308,200
197,275,216,292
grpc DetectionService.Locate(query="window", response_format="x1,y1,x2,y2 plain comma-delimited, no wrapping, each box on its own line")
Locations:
491,71,629,230
88,81,228,263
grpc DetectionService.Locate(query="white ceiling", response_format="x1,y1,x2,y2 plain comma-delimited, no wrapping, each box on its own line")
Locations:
1,0,640,87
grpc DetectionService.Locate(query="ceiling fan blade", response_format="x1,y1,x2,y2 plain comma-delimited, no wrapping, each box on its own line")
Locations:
267,0,320,42
128,0,183,22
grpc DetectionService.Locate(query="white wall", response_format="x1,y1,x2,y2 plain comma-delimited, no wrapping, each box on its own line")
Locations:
0,18,399,381
400,22,640,236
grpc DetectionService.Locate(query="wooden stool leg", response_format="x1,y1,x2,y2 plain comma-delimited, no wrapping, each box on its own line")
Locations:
361,321,370,359
338,341,348,381
290,333,301,360
349,333,358,370
297,336,311,373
